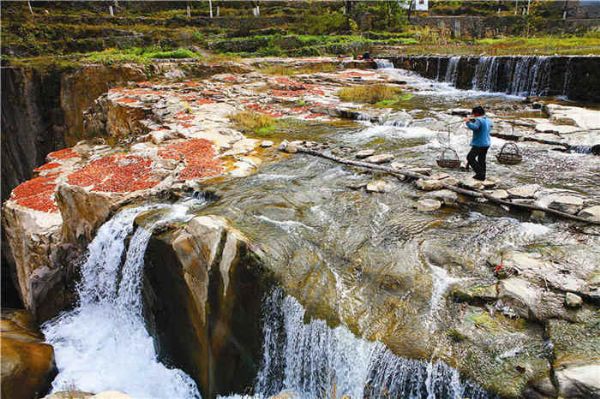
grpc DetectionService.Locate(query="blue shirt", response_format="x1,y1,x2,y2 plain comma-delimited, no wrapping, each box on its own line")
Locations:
466,116,492,148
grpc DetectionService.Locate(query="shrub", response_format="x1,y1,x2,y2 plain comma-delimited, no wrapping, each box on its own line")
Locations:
338,85,403,104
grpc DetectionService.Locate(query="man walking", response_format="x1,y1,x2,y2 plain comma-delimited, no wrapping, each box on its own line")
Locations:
464,106,492,181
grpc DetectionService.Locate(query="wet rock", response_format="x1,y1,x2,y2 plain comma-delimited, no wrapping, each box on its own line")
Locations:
578,205,600,222
144,216,272,396
497,277,541,319
355,149,375,159
459,177,484,190
1,309,57,399
425,189,458,205
416,179,443,191
260,140,274,148
346,181,367,190
408,167,431,175
417,198,442,212
451,283,497,303
488,250,595,299
481,178,498,189
284,143,298,154
555,364,600,399
488,189,509,200
366,180,391,193
440,176,458,186
545,104,600,130
508,184,541,198
448,108,470,116
535,123,579,135
565,292,583,308
390,162,406,170
429,172,450,180
537,194,584,215
364,153,394,164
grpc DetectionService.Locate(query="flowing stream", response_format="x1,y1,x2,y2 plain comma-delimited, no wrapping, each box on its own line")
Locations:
43,204,202,399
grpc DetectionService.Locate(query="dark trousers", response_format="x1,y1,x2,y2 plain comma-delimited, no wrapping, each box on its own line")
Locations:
467,146,489,180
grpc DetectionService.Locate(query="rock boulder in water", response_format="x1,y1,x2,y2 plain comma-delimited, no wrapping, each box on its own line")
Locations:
578,205,600,222
425,189,458,205
1,309,57,399
416,198,442,212
536,194,585,215
416,179,443,191
355,149,375,159
555,364,600,398
508,184,541,198
364,153,394,164
366,180,391,193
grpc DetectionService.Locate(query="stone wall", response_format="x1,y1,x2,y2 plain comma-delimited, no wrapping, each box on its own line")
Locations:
411,15,600,38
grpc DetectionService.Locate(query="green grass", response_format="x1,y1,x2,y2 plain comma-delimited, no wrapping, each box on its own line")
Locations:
338,85,405,104
83,47,200,65
229,111,276,136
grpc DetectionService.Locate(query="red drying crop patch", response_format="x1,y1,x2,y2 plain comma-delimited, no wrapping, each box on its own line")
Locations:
159,139,222,180
116,97,139,104
12,174,59,213
67,155,159,193
196,98,215,105
48,148,78,161
182,80,202,88
34,162,61,172
175,112,195,121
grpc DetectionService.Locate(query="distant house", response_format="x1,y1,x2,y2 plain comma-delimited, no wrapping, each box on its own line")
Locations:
399,0,429,12
414,0,429,12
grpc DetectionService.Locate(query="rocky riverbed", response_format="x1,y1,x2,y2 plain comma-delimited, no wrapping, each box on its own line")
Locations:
2,57,600,399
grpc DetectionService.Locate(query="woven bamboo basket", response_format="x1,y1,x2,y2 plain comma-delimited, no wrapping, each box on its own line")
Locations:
496,142,522,165
437,147,461,168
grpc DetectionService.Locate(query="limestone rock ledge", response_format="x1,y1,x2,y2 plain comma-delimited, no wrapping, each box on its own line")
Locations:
142,215,273,398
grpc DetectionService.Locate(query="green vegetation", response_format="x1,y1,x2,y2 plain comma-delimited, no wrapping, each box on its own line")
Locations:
229,111,276,136
2,0,599,68
83,47,199,65
338,85,404,104
259,63,339,76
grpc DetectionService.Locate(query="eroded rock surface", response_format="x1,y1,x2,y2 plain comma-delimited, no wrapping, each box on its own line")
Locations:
1,309,57,399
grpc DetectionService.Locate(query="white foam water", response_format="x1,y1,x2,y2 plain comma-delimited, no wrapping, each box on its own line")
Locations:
43,205,201,399
254,290,494,399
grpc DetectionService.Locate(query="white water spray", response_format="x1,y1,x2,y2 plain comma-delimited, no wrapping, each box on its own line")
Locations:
43,205,201,399
255,290,493,399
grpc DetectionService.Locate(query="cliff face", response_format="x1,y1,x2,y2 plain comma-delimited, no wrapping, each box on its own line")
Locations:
1,67,65,203
143,216,273,398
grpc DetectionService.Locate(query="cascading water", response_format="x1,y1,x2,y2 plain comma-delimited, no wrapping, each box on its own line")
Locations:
42,205,201,399
375,59,394,69
507,56,551,96
254,290,494,399
471,56,500,92
444,57,460,85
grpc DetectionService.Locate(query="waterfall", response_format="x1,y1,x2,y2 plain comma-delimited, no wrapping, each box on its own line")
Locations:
507,56,551,96
255,290,494,399
444,56,460,85
375,59,394,69
43,205,201,399
472,56,500,92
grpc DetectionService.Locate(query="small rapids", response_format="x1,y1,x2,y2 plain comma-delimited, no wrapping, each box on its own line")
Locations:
43,205,202,399
252,290,494,399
